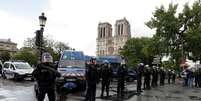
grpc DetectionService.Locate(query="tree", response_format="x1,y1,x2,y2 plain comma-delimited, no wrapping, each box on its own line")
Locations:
23,35,71,61
54,41,70,54
12,47,37,65
120,37,154,68
0,51,11,62
146,0,201,65
184,1,201,63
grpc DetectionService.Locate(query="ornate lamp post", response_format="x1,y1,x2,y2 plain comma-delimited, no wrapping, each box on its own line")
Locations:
36,12,47,63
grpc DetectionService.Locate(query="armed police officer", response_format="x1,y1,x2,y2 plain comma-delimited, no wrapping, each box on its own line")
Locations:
85,58,99,101
143,65,151,90
33,52,61,101
136,63,144,93
100,60,112,98
117,59,127,97
159,67,166,86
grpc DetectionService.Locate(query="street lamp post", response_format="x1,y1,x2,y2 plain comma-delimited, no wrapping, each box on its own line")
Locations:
36,12,47,63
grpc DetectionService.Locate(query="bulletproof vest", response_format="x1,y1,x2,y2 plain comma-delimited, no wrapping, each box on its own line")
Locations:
101,65,111,80
118,66,126,78
87,64,98,82
36,63,56,87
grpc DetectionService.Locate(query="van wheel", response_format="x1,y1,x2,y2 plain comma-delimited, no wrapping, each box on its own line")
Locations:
13,74,19,81
2,73,7,79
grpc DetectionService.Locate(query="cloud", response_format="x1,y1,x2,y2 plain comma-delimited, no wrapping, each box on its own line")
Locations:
0,0,196,56
0,10,38,48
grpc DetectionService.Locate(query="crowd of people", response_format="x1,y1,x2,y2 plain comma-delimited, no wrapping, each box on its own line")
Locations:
181,65,201,88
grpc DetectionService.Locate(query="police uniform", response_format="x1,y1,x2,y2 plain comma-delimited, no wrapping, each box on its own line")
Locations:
85,59,99,101
117,64,126,97
144,65,151,90
159,68,166,85
167,70,172,84
33,62,61,101
100,61,112,97
136,63,144,92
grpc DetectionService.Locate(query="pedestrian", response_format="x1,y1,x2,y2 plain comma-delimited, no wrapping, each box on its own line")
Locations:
84,58,99,101
194,69,199,87
33,52,61,101
187,69,193,87
198,68,201,87
136,63,144,93
117,60,127,97
100,60,112,98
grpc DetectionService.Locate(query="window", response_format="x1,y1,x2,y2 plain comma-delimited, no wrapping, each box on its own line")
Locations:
10,64,15,70
103,27,105,38
121,24,123,35
118,25,120,35
4,63,10,69
14,63,31,69
100,28,103,38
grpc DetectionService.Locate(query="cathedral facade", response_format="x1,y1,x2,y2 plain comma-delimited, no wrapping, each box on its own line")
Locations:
96,18,131,56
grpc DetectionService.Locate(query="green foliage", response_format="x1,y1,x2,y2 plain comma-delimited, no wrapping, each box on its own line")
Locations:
12,48,37,65
121,0,201,69
0,51,11,62
147,0,201,65
23,36,71,62
120,37,154,68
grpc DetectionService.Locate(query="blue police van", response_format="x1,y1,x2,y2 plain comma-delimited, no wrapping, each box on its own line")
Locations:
57,50,86,91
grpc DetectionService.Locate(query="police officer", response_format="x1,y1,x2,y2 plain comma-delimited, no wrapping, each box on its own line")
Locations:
85,58,99,101
143,65,151,90
100,60,112,98
159,67,166,86
33,52,61,101
117,60,127,97
167,69,172,84
171,70,176,84
136,63,144,93
151,66,158,87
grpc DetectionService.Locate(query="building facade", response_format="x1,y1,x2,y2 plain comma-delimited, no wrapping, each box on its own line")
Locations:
96,18,131,56
0,39,18,56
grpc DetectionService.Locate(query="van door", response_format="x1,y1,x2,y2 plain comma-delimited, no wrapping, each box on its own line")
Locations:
3,63,10,79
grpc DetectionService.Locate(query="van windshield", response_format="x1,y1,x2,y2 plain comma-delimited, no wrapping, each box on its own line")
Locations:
61,51,84,60
14,63,32,69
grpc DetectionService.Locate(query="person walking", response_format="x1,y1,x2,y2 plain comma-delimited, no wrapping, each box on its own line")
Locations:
33,52,61,101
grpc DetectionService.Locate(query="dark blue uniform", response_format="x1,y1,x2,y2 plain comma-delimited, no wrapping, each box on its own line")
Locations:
117,65,127,97
85,64,99,101
137,65,144,92
100,65,112,97
33,63,61,101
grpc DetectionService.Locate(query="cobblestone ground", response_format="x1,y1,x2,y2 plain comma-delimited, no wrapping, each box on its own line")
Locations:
0,77,201,101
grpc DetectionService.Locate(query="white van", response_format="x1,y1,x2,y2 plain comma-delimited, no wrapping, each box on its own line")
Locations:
2,61,34,80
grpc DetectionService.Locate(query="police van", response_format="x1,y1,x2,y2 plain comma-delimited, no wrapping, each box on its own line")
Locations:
57,50,86,91
2,61,34,80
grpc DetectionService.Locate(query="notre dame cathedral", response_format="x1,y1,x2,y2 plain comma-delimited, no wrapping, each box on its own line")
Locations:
96,18,131,56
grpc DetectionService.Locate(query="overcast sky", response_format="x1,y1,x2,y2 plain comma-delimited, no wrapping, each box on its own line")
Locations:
0,0,196,56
